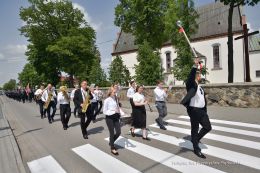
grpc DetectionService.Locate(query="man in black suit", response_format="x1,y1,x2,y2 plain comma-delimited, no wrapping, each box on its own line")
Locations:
181,58,212,159
73,81,93,139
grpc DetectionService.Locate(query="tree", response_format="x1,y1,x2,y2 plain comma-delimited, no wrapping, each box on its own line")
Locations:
115,0,169,49
135,41,163,85
18,63,44,88
219,0,260,83
165,0,199,81
20,0,97,86
108,56,131,86
3,79,17,91
88,58,109,87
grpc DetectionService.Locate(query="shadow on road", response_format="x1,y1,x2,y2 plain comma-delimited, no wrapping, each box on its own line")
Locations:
88,126,104,135
16,128,43,137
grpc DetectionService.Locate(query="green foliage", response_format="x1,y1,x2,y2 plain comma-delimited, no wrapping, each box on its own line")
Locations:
108,56,131,86
18,63,44,87
135,41,163,85
88,58,110,87
115,0,200,82
19,0,97,86
3,79,17,91
165,0,199,81
115,0,169,49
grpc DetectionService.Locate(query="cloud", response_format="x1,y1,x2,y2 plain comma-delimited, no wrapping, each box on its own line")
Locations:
0,44,27,63
72,3,102,31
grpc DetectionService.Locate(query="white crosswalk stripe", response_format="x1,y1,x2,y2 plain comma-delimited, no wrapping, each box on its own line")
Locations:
150,123,260,150
72,144,140,173
104,136,226,173
134,129,260,170
166,119,260,138
27,117,260,173
27,155,66,173
178,115,260,129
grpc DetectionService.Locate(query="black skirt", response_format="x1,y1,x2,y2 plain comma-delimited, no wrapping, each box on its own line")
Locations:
132,105,146,128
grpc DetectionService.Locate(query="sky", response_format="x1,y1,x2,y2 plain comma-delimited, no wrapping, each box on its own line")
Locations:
0,0,259,86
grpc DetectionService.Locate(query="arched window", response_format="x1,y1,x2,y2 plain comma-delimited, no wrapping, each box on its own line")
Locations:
165,51,171,73
212,43,221,69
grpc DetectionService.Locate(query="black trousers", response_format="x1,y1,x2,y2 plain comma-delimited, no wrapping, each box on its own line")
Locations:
97,100,103,114
105,114,121,150
91,102,99,120
38,100,46,118
73,101,78,116
187,107,212,151
79,107,93,136
60,104,71,127
46,101,56,121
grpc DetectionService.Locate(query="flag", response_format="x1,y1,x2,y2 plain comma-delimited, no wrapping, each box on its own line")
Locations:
179,27,184,33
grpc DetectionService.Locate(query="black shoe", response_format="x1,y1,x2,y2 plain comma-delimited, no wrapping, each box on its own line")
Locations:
49,121,52,124
160,125,167,130
194,150,206,159
130,128,135,137
41,116,44,119
142,137,151,141
111,150,119,155
83,134,88,139
51,118,54,122
63,127,67,130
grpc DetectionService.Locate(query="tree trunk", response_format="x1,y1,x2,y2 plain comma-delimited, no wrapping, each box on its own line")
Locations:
227,2,234,83
69,74,74,88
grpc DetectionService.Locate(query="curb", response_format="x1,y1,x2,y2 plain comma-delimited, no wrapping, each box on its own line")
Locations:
0,97,26,173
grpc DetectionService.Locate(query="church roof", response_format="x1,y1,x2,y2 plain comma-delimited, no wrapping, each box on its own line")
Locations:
249,34,260,52
112,1,243,55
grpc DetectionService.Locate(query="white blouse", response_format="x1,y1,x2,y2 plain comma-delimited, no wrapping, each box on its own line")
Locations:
103,97,119,116
133,92,145,104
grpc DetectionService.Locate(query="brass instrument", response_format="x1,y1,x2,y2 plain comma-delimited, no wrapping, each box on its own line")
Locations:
36,86,48,100
60,86,70,102
81,90,90,113
44,90,53,109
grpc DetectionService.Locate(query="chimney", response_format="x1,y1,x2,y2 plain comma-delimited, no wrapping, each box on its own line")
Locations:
242,15,246,25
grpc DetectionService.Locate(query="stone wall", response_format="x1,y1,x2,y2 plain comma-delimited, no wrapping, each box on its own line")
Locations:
101,82,260,108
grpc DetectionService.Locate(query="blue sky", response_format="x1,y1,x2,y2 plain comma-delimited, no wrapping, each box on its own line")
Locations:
0,0,259,86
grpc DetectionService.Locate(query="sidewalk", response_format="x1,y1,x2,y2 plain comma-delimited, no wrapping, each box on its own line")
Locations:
0,97,26,173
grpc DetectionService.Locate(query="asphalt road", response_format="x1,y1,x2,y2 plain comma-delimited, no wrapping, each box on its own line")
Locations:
1,95,260,173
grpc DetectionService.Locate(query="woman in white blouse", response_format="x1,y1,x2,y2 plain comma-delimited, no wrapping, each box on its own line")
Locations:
131,85,150,140
103,88,121,155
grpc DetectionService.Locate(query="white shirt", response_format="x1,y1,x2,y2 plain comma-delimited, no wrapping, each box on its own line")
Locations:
103,97,119,116
91,92,98,103
41,89,56,102
133,92,145,103
127,87,135,98
57,92,70,105
189,85,205,108
70,89,77,99
154,87,167,102
35,89,43,96
81,88,87,102
94,90,103,101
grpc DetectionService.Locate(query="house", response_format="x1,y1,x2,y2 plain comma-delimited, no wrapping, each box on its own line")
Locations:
111,1,260,84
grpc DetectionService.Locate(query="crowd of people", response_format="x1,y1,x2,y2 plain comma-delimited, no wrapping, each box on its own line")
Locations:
4,58,212,158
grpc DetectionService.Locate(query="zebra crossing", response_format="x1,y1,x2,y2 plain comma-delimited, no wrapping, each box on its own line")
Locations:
27,115,260,173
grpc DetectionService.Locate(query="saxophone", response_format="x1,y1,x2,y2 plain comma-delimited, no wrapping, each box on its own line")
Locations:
44,91,53,109
81,91,90,113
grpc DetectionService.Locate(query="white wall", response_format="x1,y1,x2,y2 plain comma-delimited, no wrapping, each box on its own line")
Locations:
112,35,247,84
112,52,138,77
192,35,244,83
250,51,260,82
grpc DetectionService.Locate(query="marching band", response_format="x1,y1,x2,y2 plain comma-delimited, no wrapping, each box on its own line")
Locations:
4,60,211,159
